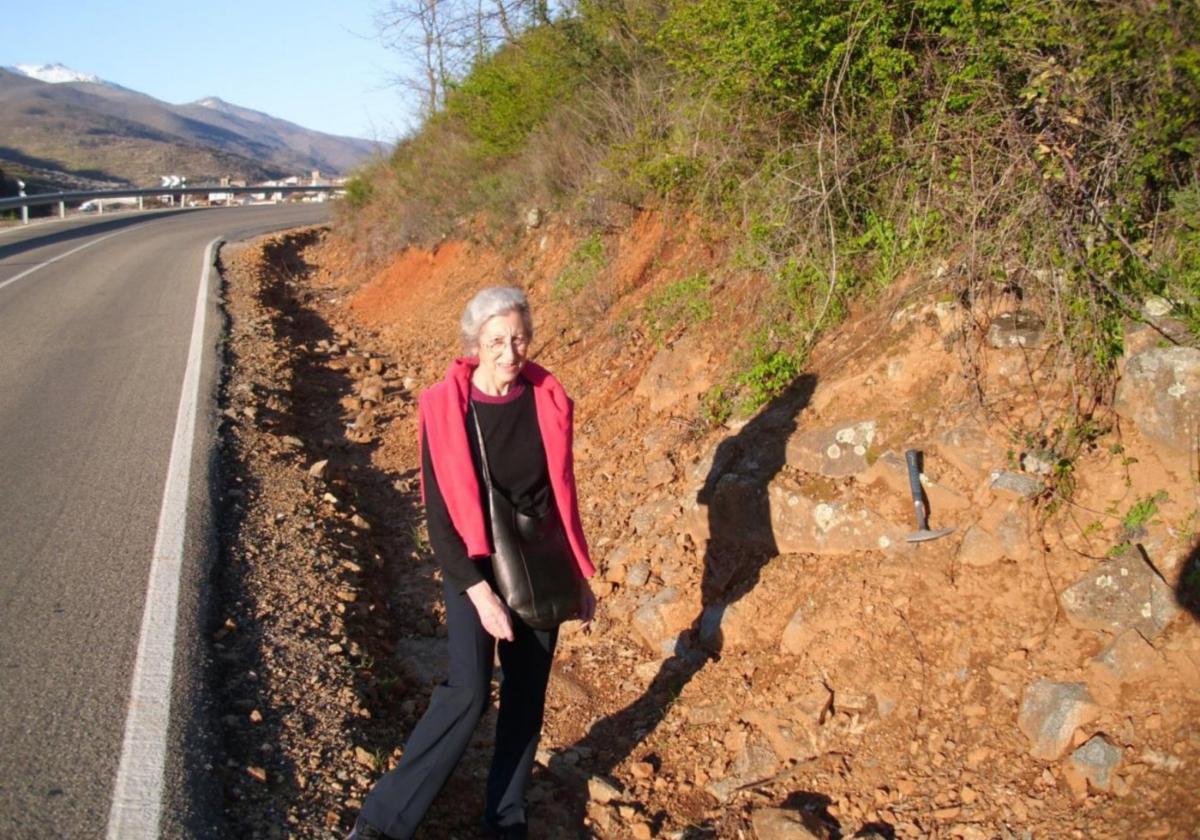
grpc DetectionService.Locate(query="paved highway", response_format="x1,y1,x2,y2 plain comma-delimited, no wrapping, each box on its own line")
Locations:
0,204,329,839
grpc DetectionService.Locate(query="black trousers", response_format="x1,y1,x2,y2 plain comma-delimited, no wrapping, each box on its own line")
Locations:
360,579,558,838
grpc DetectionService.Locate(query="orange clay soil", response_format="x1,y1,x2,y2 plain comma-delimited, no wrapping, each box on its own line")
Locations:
225,216,1200,839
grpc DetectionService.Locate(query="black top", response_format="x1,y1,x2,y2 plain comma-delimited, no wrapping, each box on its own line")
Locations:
421,381,552,593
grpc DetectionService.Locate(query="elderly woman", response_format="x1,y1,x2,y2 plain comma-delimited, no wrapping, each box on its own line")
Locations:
351,287,596,840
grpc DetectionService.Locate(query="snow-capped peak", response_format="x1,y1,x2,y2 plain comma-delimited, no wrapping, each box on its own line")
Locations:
11,63,107,85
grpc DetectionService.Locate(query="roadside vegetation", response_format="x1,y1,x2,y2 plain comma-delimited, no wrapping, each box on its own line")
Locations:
340,0,1198,446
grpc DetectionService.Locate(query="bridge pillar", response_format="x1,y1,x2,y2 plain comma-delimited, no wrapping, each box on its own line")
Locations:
138,196,144,211
58,201,65,219
98,200,104,215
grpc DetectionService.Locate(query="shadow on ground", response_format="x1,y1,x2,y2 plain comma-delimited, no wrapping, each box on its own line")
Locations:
557,375,828,836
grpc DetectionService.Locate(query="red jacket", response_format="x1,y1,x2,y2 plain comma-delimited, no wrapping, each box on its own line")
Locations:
418,357,594,579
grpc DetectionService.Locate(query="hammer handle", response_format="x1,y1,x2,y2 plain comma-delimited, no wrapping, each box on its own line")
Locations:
905,449,930,530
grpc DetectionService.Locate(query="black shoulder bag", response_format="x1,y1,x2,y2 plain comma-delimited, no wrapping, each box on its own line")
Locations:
470,403,582,630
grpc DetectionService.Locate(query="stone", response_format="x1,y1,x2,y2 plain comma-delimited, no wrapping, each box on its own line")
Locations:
700,598,761,652
1089,629,1164,686
1059,547,1179,641
629,499,673,537
750,807,831,839
246,766,268,783
625,560,651,588
630,761,655,780
774,487,908,556
784,419,878,478
1123,318,1191,357
989,471,1042,499
603,545,632,584
631,587,693,652
957,525,1005,567
1017,680,1099,760
1068,736,1122,792
743,709,818,763
1144,296,1173,318
1020,450,1056,476
307,459,330,479
987,310,1045,349
354,746,375,768
1114,346,1200,457
587,775,622,804
634,335,712,414
705,738,779,803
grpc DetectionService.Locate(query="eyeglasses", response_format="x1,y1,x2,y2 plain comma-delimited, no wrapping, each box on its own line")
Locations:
482,335,529,354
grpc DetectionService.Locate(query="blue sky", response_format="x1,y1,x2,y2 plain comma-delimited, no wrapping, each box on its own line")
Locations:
3,0,419,141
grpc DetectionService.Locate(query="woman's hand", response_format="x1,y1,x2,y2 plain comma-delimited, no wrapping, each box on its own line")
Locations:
466,581,514,641
579,580,597,628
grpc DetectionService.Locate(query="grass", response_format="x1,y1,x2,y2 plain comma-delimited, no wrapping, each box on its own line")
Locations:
553,233,606,301
1120,490,1169,537
643,273,712,342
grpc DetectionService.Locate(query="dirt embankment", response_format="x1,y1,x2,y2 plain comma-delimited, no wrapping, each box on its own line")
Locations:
213,219,1200,839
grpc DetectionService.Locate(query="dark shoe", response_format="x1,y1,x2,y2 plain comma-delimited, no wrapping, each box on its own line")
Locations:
347,818,389,840
480,815,529,839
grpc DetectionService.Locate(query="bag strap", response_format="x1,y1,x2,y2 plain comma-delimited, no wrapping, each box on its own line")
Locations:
468,400,495,495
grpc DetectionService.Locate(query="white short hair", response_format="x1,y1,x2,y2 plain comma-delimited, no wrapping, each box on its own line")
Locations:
460,287,534,353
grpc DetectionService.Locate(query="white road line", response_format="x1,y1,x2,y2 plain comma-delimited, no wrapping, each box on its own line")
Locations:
106,237,222,840
0,227,134,293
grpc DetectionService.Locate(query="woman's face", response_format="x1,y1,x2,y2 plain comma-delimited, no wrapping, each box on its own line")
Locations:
475,310,529,390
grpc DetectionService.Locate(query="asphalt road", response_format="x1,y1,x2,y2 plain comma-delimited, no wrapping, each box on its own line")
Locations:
0,204,329,839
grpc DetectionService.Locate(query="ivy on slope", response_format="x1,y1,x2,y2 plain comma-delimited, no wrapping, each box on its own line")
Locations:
343,0,1199,414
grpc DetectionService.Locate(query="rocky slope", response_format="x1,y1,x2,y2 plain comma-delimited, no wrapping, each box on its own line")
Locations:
214,216,1200,838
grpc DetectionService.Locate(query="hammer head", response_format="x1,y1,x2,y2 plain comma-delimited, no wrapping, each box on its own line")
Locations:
905,527,955,543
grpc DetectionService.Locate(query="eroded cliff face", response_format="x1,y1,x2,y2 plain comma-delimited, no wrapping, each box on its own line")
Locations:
217,219,1199,837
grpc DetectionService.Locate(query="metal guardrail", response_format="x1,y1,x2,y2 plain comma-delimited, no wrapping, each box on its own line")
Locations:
0,184,343,222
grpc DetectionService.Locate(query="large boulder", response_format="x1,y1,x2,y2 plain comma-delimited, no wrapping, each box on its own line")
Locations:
767,479,909,555
1059,547,1179,641
784,419,878,478
1114,346,1200,457
704,472,907,555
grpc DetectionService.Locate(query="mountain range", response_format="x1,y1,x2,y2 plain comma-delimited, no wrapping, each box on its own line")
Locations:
0,64,382,190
